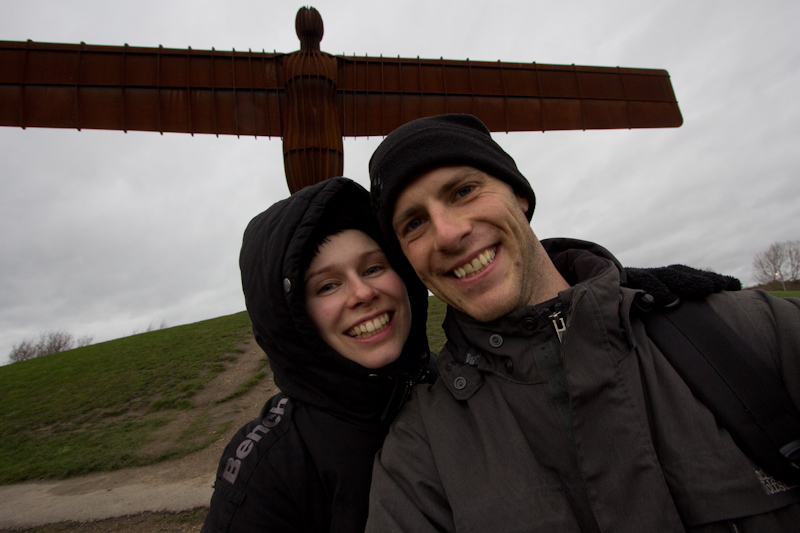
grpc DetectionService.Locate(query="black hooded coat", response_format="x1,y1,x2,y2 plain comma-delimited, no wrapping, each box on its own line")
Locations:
202,178,431,532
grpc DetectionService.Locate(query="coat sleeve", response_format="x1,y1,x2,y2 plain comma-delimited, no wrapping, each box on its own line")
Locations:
202,456,306,533
709,290,800,412
755,292,800,411
201,395,327,533
366,393,456,532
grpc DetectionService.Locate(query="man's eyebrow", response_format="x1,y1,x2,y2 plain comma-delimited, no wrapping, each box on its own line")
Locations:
451,167,484,180
392,168,484,229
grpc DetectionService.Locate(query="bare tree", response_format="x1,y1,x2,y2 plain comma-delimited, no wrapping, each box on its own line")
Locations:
753,240,800,289
40,331,74,354
7,330,93,363
9,339,38,363
137,319,168,335
76,335,94,348
786,240,800,281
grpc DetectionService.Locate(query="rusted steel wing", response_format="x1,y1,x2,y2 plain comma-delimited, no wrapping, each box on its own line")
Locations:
336,55,682,136
0,40,682,138
0,7,682,192
0,40,286,137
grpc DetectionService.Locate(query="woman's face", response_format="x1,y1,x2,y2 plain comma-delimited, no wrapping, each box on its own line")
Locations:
305,229,412,369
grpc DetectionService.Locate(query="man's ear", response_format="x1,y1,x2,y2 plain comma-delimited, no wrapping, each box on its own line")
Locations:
516,193,529,214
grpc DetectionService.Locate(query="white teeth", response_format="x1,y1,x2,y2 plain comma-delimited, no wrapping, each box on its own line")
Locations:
453,248,496,279
347,312,391,338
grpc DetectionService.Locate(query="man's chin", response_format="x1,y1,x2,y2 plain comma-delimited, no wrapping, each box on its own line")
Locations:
463,304,515,322
442,291,518,322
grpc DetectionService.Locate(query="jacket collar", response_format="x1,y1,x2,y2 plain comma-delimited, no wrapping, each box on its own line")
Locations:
437,238,630,399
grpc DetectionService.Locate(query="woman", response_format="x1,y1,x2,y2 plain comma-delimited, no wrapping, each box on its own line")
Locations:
202,177,432,532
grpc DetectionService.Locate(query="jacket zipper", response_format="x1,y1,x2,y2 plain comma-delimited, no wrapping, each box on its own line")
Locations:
549,306,566,343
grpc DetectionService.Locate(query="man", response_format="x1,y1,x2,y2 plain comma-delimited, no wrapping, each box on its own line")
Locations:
366,114,800,532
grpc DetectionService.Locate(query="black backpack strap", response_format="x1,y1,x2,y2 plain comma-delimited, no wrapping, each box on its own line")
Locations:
639,298,800,484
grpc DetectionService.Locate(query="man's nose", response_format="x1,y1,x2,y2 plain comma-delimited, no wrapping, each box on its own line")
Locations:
431,206,470,253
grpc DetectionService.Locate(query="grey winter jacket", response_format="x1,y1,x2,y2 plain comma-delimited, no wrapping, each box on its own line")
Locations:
367,239,800,532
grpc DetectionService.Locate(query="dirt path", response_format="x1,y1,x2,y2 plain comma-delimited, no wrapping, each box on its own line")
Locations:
0,336,276,532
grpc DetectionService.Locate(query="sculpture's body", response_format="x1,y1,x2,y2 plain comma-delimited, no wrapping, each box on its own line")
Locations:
0,7,682,193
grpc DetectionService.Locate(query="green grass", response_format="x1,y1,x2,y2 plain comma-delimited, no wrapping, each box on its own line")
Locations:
216,357,270,404
0,311,252,484
0,301,450,486
426,295,448,354
767,291,800,299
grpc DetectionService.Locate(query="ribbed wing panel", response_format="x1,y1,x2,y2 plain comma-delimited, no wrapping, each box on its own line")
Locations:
0,40,286,137
336,55,682,137
0,41,682,140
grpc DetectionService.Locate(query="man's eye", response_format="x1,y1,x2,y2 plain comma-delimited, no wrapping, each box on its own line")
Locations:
406,218,423,233
456,185,474,198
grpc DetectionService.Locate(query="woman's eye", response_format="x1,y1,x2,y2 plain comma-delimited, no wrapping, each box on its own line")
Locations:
318,282,337,294
364,265,383,276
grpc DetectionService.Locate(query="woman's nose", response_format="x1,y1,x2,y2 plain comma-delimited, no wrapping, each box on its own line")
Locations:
347,277,379,307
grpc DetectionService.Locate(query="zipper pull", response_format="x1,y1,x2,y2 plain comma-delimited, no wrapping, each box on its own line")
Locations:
549,308,566,342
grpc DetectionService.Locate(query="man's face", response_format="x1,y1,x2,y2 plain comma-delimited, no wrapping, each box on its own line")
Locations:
392,166,538,322
305,229,412,369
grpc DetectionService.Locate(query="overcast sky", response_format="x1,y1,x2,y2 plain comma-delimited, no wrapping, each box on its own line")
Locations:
1,0,798,363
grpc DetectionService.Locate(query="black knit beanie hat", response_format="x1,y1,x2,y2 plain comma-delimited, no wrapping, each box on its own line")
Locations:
369,114,535,245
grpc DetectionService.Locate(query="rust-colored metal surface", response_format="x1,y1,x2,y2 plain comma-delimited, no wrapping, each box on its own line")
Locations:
0,7,682,193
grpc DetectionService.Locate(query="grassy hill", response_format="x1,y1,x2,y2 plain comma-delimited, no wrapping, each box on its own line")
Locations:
0,298,449,485
0,312,255,484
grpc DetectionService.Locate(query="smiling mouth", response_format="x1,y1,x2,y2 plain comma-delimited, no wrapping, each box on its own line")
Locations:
452,247,496,279
347,312,391,338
